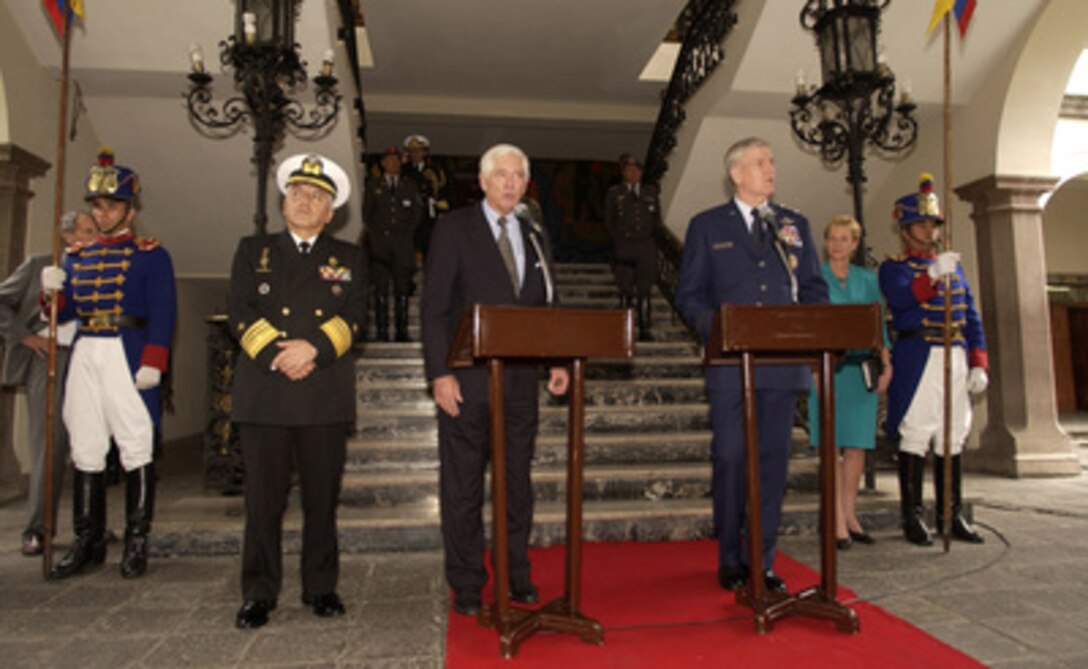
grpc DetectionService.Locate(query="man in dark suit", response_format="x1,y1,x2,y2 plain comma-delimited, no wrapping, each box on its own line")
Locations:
604,154,660,341
229,154,366,629
0,211,96,556
421,143,569,616
363,146,424,341
675,137,828,595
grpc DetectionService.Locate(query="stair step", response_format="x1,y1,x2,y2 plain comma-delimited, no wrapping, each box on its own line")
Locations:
356,402,712,440
150,490,912,557
359,340,698,360
336,455,824,508
357,356,704,386
357,377,708,408
349,430,715,470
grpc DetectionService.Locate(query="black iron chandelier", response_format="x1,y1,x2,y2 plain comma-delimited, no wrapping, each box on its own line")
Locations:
186,0,341,233
789,0,917,263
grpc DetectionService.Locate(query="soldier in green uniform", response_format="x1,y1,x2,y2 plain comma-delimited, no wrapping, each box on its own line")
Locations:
402,134,450,259
605,155,660,341
363,146,424,341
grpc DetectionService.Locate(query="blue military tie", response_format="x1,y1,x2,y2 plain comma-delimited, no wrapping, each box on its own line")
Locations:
750,209,763,245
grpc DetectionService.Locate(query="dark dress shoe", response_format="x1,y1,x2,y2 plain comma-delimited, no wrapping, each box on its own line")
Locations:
510,580,539,605
303,592,345,617
21,532,44,557
452,590,482,616
763,570,788,594
235,600,276,629
718,564,748,591
950,517,985,544
836,537,853,551
849,529,876,545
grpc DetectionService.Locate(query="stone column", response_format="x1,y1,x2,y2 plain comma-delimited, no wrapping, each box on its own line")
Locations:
956,174,1080,477
0,143,51,504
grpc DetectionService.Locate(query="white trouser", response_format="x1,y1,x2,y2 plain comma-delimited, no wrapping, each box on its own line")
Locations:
898,346,971,457
63,337,154,473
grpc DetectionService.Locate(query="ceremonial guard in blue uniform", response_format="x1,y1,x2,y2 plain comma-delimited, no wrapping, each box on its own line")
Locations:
43,149,177,579
676,137,828,595
230,154,366,629
363,146,424,341
879,174,988,546
605,155,660,341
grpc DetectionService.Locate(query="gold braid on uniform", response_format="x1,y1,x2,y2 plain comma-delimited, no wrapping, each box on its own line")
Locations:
320,316,353,357
240,318,279,359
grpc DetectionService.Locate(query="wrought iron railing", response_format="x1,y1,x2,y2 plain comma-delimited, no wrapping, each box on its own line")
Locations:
643,0,738,306
336,0,368,150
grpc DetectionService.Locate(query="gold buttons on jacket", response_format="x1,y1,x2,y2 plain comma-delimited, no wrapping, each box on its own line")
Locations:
282,307,291,316
315,308,324,317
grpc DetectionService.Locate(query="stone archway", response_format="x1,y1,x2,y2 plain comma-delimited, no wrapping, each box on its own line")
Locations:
0,68,51,502
955,0,1086,477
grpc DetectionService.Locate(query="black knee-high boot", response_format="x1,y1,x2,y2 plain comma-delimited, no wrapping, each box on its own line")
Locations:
934,455,984,543
120,464,156,578
636,296,652,342
897,453,933,546
374,294,390,342
51,470,107,579
394,295,410,342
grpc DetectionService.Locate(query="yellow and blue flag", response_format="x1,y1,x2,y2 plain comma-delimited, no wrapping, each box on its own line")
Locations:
928,0,976,38
43,0,84,37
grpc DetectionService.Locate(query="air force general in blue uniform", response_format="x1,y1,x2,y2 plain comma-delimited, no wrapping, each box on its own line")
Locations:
675,138,828,594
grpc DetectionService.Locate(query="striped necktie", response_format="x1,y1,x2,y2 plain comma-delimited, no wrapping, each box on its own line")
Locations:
496,216,520,296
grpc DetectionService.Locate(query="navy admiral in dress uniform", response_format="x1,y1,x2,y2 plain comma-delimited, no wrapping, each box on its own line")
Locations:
421,143,569,616
879,174,988,546
675,137,828,595
229,154,367,629
402,134,450,258
363,145,424,341
605,155,660,341
42,149,178,580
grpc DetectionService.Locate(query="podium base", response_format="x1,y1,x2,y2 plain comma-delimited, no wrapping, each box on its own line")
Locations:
735,585,860,634
479,597,605,658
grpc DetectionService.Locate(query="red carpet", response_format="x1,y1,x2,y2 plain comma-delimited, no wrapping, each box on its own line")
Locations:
446,540,983,668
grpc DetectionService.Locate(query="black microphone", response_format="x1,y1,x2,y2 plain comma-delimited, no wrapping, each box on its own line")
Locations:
756,203,780,239
515,203,555,305
514,202,535,223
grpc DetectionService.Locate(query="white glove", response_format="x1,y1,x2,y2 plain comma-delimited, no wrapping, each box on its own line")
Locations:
41,265,66,292
927,251,960,280
134,366,162,390
967,367,989,395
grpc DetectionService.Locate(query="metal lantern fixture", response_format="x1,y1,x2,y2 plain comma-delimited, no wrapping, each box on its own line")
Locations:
186,0,341,233
790,0,917,264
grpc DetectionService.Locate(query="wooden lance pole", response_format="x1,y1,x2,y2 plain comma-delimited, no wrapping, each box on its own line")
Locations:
42,6,75,579
939,14,954,554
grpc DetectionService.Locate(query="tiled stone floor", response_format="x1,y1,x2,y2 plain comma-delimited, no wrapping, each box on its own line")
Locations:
2,433,1086,667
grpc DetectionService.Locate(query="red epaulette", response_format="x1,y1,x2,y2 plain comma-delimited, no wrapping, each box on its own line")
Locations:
135,236,161,251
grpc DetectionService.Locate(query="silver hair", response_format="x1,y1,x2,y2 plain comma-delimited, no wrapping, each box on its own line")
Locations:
59,210,87,233
723,137,771,189
479,144,531,180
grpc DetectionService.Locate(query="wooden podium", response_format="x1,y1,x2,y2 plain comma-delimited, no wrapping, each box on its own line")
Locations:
705,303,882,634
447,304,635,657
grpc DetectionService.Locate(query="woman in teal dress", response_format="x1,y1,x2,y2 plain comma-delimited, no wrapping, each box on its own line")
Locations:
808,216,892,549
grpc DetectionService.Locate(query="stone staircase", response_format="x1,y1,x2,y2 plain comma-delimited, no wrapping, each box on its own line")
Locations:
153,263,903,557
